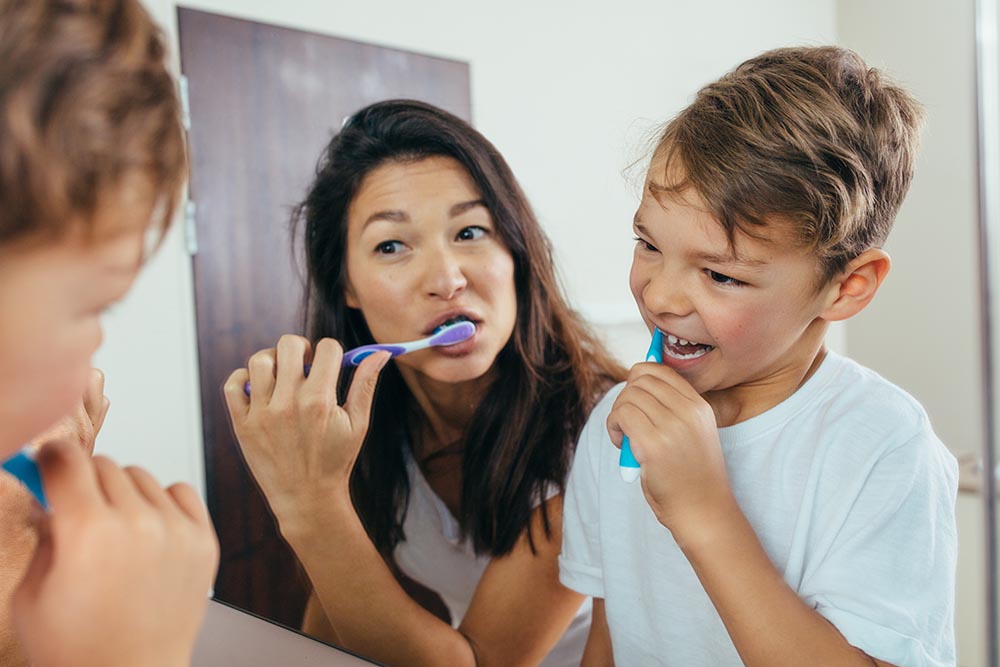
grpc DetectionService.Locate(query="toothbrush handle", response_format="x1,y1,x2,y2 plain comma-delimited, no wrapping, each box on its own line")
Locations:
341,343,408,367
2,449,47,509
242,343,408,396
619,329,664,483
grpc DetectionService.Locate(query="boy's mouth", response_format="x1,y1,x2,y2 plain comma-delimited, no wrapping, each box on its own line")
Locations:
662,333,714,361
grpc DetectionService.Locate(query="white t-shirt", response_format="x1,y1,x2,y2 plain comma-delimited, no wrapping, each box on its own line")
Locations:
394,452,591,667
559,351,958,667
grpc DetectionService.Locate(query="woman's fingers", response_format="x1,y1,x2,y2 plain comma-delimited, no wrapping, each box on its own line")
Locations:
246,348,277,407
273,335,312,405
344,351,391,434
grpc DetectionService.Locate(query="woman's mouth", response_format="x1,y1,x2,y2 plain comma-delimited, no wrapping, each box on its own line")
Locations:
662,333,714,361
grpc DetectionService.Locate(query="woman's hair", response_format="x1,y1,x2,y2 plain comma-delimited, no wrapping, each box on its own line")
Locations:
0,0,186,244
295,99,625,557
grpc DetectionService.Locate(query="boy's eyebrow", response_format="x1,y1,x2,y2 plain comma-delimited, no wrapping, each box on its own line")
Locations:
633,219,767,269
693,250,768,268
362,199,485,229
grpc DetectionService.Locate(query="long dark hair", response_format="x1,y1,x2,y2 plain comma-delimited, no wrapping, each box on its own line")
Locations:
295,99,624,557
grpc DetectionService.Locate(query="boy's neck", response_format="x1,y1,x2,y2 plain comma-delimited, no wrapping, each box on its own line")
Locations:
703,339,829,428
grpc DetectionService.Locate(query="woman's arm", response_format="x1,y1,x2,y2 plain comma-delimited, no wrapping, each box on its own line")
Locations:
225,337,583,666
292,496,585,667
457,495,586,666
580,599,613,667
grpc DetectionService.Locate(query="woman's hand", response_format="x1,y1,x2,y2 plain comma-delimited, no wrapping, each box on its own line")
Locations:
223,335,390,527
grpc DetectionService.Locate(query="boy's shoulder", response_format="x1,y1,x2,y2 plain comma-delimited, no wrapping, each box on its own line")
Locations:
811,351,931,439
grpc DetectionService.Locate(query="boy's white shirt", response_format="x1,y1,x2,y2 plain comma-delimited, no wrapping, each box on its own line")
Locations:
559,350,959,667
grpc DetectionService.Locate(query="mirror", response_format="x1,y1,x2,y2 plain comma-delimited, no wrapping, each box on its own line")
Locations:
86,0,992,664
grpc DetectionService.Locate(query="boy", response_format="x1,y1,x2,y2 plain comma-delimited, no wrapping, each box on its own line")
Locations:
0,0,219,665
560,46,958,666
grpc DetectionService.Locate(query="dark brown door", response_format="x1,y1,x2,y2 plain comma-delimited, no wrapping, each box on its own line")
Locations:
177,7,471,628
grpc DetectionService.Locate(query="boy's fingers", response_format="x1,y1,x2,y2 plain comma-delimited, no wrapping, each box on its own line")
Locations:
34,439,104,515
82,368,106,422
166,482,213,527
13,523,53,604
122,465,172,511
344,351,390,434
607,403,657,462
92,455,142,508
628,362,701,402
92,396,111,437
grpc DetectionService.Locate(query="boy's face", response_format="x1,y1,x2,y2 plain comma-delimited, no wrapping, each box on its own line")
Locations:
0,186,152,457
630,173,836,420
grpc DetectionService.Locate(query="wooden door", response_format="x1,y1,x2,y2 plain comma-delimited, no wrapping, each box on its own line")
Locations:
177,7,471,628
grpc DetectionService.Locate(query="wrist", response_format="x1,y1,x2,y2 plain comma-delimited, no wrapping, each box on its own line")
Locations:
272,485,358,543
666,490,745,555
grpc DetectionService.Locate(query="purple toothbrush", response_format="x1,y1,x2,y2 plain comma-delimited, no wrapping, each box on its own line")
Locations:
243,320,476,396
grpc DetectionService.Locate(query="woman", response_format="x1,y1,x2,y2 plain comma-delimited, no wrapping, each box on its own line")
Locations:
224,99,624,667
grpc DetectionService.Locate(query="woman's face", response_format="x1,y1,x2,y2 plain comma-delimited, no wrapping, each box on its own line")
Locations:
343,156,517,385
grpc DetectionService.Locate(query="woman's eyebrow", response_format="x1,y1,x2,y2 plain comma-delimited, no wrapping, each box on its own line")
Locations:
363,210,410,229
450,199,485,217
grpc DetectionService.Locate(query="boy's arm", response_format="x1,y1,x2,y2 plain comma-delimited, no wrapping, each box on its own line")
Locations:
607,363,925,667
678,499,896,666
581,599,614,667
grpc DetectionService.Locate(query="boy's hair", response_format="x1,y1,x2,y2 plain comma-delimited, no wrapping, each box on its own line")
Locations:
0,0,186,244
652,46,924,283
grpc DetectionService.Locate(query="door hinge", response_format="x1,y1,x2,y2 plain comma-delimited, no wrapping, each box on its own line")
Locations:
184,200,198,256
178,74,191,131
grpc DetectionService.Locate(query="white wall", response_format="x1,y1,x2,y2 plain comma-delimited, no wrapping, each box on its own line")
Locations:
837,1,986,665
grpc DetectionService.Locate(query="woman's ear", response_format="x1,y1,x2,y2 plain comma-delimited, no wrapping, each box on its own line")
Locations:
344,281,360,309
820,248,891,322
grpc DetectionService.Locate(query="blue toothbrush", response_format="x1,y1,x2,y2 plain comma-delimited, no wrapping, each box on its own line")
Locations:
244,320,476,396
619,328,664,482
2,447,47,508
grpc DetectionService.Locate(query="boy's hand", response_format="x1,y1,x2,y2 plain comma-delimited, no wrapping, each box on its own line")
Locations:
12,440,220,667
28,368,110,456
223,335,390,530
606,362,735,541
0,367,110,666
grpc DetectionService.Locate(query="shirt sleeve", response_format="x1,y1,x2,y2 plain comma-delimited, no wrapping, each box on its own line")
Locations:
559,388,619,598
799,417,959,667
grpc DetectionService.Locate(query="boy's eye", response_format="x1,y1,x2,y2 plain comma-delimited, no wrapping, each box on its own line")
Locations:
375,240,405,255
633,236,658,252
456,226,487,241
707,270,743,286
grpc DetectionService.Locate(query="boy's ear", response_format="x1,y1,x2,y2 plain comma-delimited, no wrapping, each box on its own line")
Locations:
820,248,891,322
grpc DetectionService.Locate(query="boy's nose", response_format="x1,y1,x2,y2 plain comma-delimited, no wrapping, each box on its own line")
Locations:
423,247,468,300
642,269,694,318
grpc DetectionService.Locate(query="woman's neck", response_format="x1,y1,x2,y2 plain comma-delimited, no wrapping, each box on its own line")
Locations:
398,365,496,459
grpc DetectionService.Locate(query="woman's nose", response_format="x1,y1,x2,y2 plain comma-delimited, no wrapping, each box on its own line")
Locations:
423,247,468,300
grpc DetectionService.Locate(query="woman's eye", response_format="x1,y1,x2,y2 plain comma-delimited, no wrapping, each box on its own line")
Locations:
707,270,743,286
375,240,405,255
457,226,487,241
633,236,658,252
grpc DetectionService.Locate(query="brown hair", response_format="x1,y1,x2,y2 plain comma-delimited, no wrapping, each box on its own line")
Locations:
299,99,626,557
651,45,924,283
0,0,186,244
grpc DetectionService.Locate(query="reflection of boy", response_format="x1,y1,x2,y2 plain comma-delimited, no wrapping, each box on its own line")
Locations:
0,1,219,665
560,46,957,667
